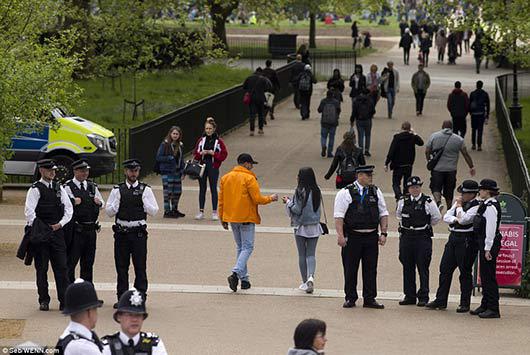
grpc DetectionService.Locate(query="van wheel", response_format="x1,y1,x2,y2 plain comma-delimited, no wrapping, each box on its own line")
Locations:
50,155,75,183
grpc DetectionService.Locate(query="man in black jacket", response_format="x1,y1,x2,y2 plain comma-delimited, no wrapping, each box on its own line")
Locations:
290,54,305,109
469,80,490,151
399,28,413,65
447,81,469,138
262,59,280,121
385,121,424,201
243,68,273,135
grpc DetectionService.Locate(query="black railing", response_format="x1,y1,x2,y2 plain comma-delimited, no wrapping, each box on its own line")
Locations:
496,72,530,208
93,127,129,185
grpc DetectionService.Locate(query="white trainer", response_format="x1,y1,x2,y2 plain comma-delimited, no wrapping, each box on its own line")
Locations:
212,212,219,221
298,283,308,291
194,212,204,220
306,276,314,294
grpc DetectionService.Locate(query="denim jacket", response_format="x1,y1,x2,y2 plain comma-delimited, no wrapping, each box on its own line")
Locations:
287,190,321,226
156,141,184,175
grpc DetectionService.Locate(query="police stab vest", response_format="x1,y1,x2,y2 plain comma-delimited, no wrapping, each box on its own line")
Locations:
116,182,147,222
55,331,103,355
473,199,502,242
344,184,380,230
400,195,432,237
66,180,100,223
450,199,480,233
102,332,160,355
34,181,64,224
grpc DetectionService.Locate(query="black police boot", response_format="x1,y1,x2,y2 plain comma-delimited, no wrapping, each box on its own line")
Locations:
478,309,501,319
342,299,356,308
425,300,447,310
416,300,428,307
469,306,487,315
399,298,416,306
456,305,470,313
363,300,384,309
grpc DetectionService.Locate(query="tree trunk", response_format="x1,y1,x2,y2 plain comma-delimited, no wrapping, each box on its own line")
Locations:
309,12,317,49
211,11,229,50
208,0,239,50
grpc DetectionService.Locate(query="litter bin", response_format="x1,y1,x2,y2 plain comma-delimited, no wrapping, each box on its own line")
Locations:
268,34,297,58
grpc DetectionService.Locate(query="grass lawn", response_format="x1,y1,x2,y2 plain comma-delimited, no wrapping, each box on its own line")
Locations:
514,97,530,166
74,64,252,128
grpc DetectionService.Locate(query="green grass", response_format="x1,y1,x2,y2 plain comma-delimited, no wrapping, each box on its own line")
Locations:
74,64,252,128
514,97,530,166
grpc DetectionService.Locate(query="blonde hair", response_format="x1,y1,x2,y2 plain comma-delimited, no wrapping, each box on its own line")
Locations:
205,117,217,130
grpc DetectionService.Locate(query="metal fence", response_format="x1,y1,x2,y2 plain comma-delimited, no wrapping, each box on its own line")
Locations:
496,72,530,208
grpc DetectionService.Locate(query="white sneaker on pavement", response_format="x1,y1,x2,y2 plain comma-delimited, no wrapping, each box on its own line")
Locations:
306,276,314,294
195,212,204,220
212,212,219,221
298,283,308,291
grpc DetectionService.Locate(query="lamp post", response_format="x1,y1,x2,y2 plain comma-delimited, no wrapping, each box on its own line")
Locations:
508,18,522,129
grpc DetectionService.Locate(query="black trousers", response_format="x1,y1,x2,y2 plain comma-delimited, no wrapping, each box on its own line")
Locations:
341,231,379,302
452,116,467,138
67,226,97,283
474,56,482,73
299,91,312,119
438,48,445,62
33,229,69,305
392,166,412,200
434,232,477,306
293,87,300,108
414,90,426,113
249,102,265,131
422,50,430,67
399,235,432,302
471,114,486,147
403,47,410,64
114,229,148,300
479,237,501,312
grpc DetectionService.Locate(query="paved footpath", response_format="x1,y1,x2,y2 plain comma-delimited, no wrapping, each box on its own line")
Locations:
1,42,528,354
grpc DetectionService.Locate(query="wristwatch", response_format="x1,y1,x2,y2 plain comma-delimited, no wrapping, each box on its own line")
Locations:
380,232,388,237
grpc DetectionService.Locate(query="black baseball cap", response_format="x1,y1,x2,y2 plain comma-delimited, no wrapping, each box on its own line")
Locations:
123,159,141,169
71,159,90,170
237,153,258,165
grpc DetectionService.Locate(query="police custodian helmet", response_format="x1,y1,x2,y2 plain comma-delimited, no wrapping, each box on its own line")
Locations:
62,279,103,315
113,289,148,322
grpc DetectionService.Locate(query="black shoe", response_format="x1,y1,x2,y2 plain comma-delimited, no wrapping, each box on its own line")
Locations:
59,303,65,311
425,300,447,310
327,153,334,158
478,309,500,319
321,146,326,157
477,146,482,151
456,305,470,313
163,211,179,219
363,301,384,309
399,298,416,306
113,302,119,309
343,299,356,308
175,210,186,218
227,272,238,292
469,306,487,315
241,280,251,290
364,151,371,157
270,114,275,120
39,303,49,311
417,300,427,307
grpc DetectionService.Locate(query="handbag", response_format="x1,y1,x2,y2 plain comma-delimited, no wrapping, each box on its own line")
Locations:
427,134,451,171
243,92,251,105
320,195,329,235
264,92,275,107
183,160,205,180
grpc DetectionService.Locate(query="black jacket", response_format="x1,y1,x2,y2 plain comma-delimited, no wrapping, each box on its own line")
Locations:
243,73,272,104
290,61,305,85
262,67,280,92
469,88,490,116
399,33,413,49
325,146,366,179
349,74,367,98
327,77,345,101
350,94,375,124
385,131,424,169
447,88,469,118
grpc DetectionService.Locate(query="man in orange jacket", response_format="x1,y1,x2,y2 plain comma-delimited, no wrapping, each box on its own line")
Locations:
219,153,278,292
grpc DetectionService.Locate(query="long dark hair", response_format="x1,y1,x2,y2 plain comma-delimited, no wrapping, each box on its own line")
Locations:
295,167,321,212
293,319,326,350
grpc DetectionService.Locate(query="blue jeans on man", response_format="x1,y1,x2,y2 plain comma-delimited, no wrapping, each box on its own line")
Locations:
386,87,396,118
231,223,255,281
321,125,336,157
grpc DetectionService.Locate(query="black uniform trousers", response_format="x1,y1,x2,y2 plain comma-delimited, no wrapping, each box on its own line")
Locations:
435,232,477,306
479,237,501,313
299,91,312,119
114,228,148,300
341,230,379,303
33,229,69,305
399,234,432,302
67,226,97,283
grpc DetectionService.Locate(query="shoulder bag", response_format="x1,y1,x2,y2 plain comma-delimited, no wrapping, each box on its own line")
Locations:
320,195,329,235
427,134,452,171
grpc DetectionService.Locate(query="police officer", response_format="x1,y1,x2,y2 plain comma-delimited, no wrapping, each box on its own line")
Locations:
102,289,168,355
24,159,73,311
396,176,441,307
426,180,480,312
470,179,502,318
64,159,105,283
105,159,159,308
56,279,104,354
334,165,389,309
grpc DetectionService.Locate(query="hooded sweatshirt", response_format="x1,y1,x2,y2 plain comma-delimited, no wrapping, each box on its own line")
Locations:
385,131,424,169
447,88,469,118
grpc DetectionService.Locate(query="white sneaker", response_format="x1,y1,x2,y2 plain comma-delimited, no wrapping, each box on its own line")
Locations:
306,276,314,294
194,212,204,220
212,212,219,221
298,283,308,291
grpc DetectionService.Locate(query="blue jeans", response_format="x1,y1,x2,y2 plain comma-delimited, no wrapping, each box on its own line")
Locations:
231,223,255,281
356,119,372,153
320,125,336,153
386,87,396,118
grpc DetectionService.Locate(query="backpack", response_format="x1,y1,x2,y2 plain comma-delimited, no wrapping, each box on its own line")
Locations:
321,101,338,125
339,151,358,182
356,98,373,121
298,72,312,91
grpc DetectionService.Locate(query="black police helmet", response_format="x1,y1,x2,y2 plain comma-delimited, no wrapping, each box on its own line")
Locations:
62,279,103,315
113,289,148,322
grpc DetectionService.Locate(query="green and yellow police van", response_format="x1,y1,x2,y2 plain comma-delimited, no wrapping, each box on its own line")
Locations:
4,108,116,181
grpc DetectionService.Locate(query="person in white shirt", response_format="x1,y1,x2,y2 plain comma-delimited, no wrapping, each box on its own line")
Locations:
396,176,441,307
334,165,389,309
102,289,168,355
63,159,105,284
24,159,73,311
105,159,159,309
56,279,104,354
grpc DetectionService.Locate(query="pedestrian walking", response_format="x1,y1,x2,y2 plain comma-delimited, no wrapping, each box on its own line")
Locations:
318,90,341,158
411,64,431,115
156,126,185,218
419,31,432,67
399,28,413,65
396,176,441,307
64,159,104,284
282,168,323,294
287,319,327,355
447,32,458,65
463,29,472,54
351,89,376,156
435,29,447,64
447,81,470,137
262,59,280,121
326,68,345,103
471,35,484,74
105,159,159,308
469,80,490,151
351,21,359,49
55,279,104,354
290,54,305,109
297,44,311,65
384,121,424,201
410,20,420,48
366,64,381,107
381,61,400,119
296,64,316,120
243,68,272,135
426,180,480,312
348,64,366,107
334,165,389,309
193,117,228,220
324,131,365,189
425,120,476,211
399,18,409,37
24,159,73,311
220,153,278,292
102,289,168,354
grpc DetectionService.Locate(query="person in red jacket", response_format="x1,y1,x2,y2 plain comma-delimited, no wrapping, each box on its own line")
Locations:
193,117,228,220
447,81,470,138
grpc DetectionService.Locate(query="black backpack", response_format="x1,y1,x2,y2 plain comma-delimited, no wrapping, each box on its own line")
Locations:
339,151,358,182
298,72,312,91
321,101,338,125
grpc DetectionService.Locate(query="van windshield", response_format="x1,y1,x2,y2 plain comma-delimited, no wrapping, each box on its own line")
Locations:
51,108,69,119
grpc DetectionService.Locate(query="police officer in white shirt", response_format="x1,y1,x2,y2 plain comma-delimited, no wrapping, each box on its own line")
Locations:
24,159,73,311
396,176,441,307
105,159,159,308
102,289,168,355
64,159,105,284
334,165,389,309
56,279,104,354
